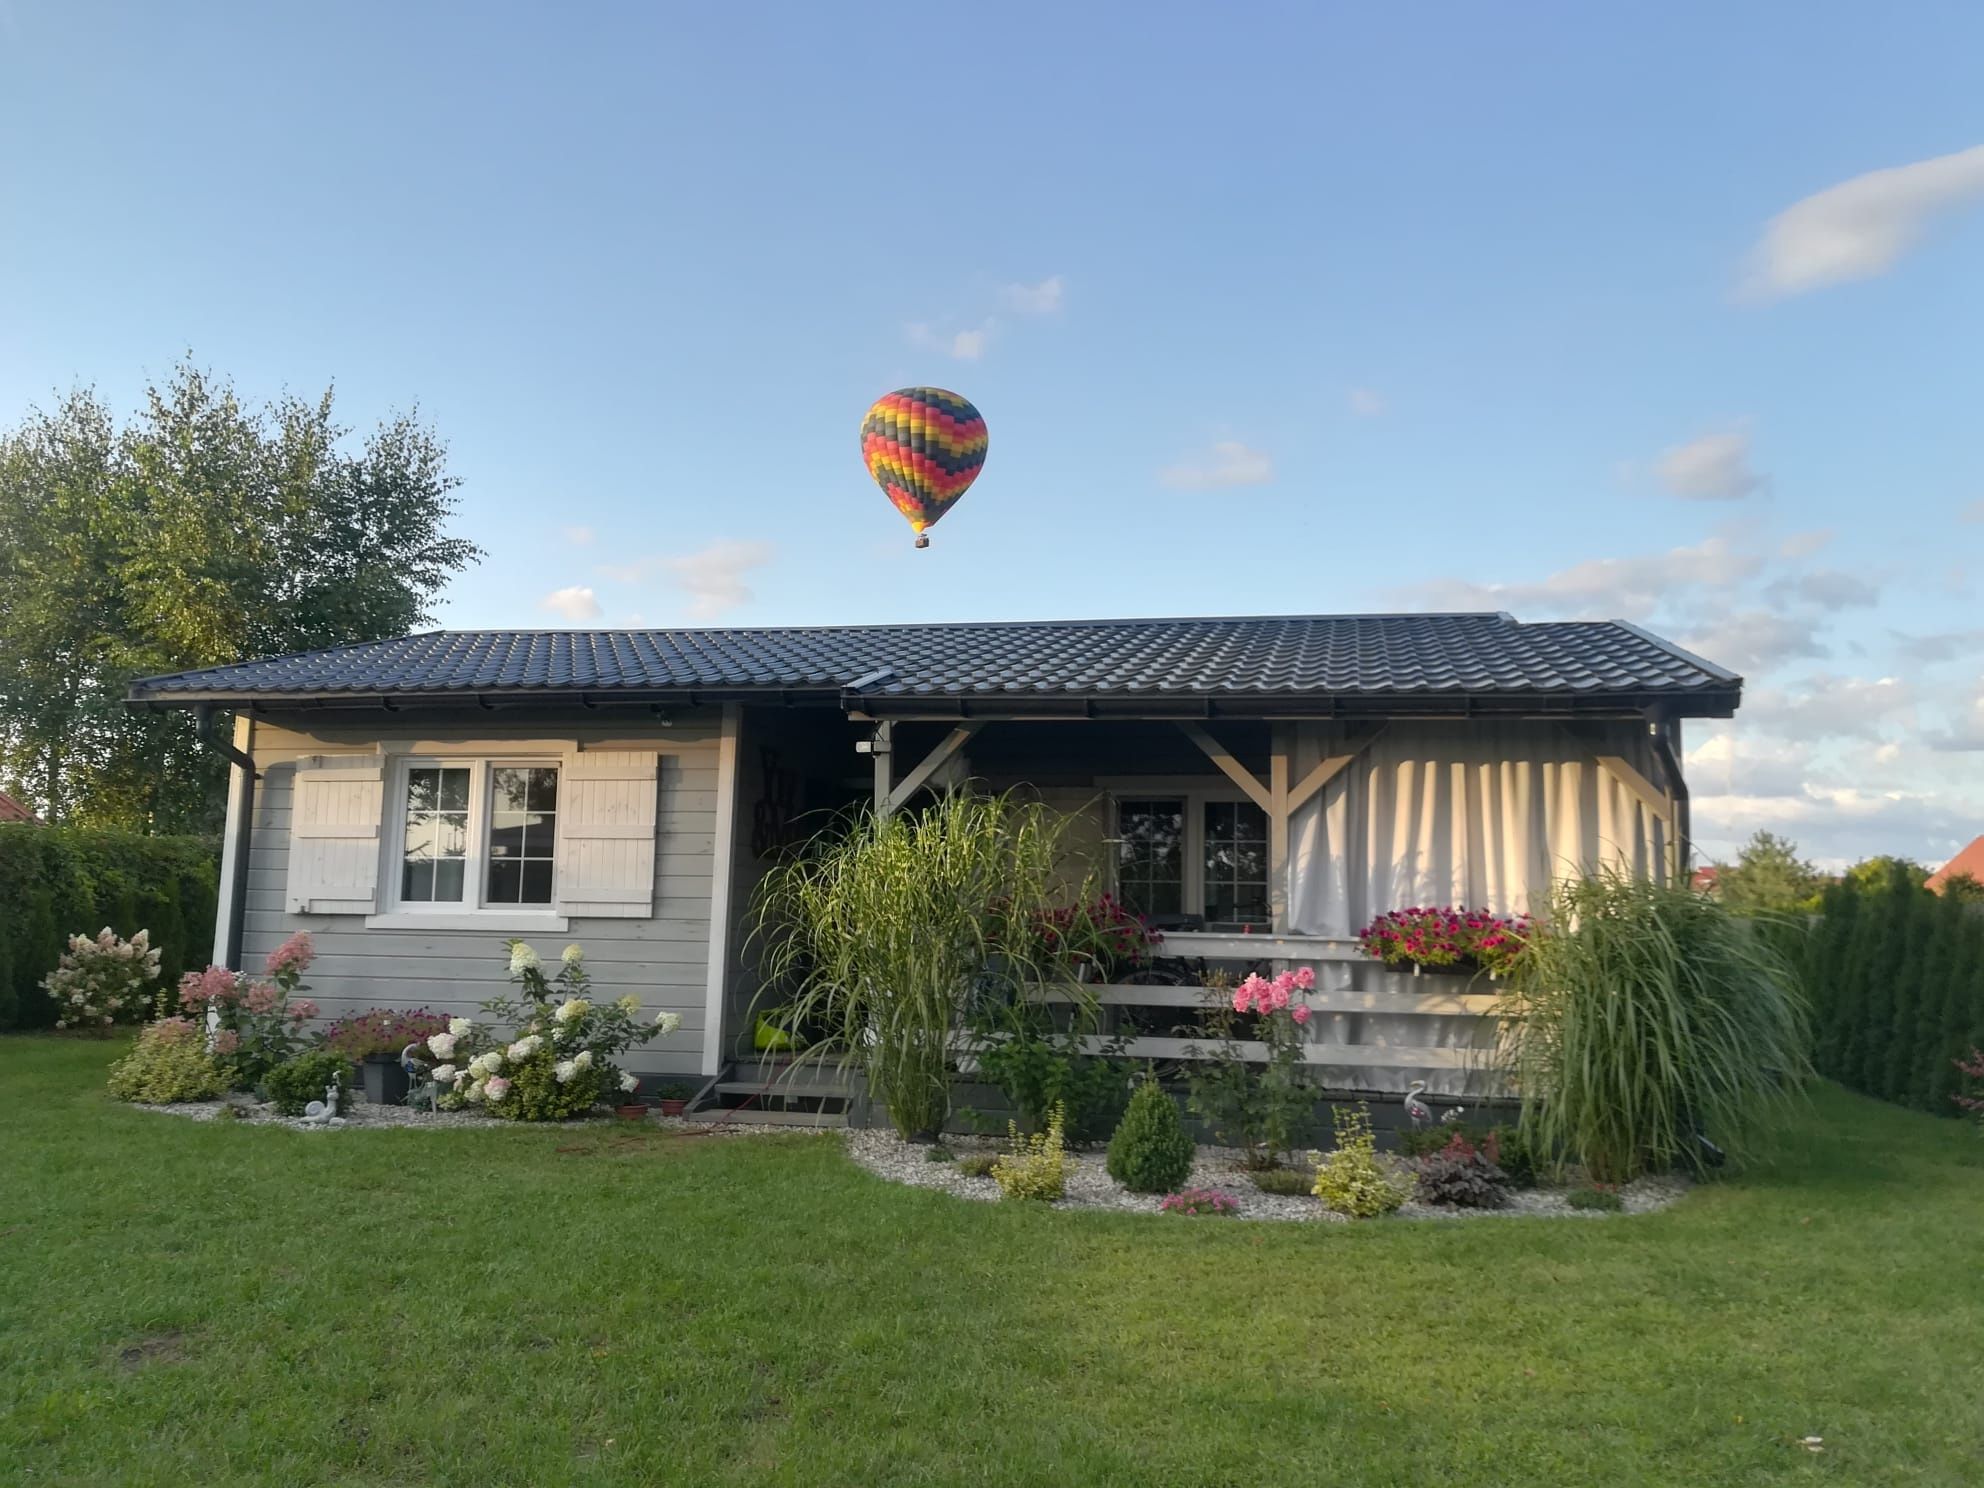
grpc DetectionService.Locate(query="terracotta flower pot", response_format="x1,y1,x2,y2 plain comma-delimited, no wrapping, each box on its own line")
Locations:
658,1098,688,1117
615,1103,648,1121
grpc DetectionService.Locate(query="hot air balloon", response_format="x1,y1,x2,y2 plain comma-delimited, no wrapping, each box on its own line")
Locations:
860,387,987,548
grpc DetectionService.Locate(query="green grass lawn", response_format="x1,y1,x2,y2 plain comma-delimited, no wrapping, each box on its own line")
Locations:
4,1038,1982,1487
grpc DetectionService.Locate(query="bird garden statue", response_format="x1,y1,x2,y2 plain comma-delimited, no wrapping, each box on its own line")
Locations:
1403,1080,1434,1128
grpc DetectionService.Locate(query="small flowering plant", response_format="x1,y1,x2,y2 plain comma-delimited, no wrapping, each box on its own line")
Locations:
174,932,320,1086
322,1007,452,1061
1356,907,1533,977
1157,1186,1239,1217
43,927,162,1032
1186,968,1318,1169
1031,893,1162,980
429,941,683,1120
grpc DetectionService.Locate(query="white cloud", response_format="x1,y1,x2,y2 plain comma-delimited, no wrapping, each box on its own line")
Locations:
1892,628,1984,664
538,586,602,623
599,539,777,619
1693,784,1976,871
1674,610,1828,675
561,525,596,546
1744,143,1984,300
1778,528,1833,560
1929,685,1984,752
1764,569,1881,609
1002,276,1064,315
1347,388,1386,417
1740,674,1913,740
1685,730,1813,801
1158,441,1275,490
1397,536,1762,620
908,320,994,361
1657,429,1763,501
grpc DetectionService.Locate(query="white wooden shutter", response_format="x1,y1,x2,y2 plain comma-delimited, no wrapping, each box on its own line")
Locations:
557,750,659,917
286,764,385,914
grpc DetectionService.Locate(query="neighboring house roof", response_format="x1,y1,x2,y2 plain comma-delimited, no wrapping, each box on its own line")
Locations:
124,613,1742,718
1690,865,1720,894
1927,836,1984,894
0,790,43,825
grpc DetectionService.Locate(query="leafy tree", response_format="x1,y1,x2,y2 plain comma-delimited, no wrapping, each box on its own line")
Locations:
1845,856,1929,893
0,361,480,830
1938,872,1984,905
1715,831,1820,916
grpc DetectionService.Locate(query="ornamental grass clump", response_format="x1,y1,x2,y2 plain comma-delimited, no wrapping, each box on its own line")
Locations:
43,927,162,1032
751,791,1096,1140
106,1018,225,1103
1312,1104,1413,1218
429,942,680,1119
1494,870,1812,1184
991,1101,1074,1202
1105,1075,1195,1193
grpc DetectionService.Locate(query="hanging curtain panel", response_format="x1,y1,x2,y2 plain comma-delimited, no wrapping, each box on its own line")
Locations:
1287,719,1675,1094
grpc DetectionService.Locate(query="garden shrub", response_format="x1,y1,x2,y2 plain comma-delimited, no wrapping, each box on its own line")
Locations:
1105,1076,1196,1193
956,1153,998,1178
0,825,217,1030
42,927,162,1032
1808,868,1984,1116
264,1050,356,1116
1413,1131,1512,1208
431,942,676,1118
1495,870,1811,1182
176,932,320,1087
1313,1105,1412,1218
1187,969,1319,1168
1401,1121,1539,1187
1249,1166,1314,1196
974,1020,1130,1142
992,1102,1073,1201
106,1019,225,1104
1566,1187,1624,1212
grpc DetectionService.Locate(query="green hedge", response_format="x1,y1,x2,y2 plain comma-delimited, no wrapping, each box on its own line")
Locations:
0,826,220,1030
1807,868,1984,1114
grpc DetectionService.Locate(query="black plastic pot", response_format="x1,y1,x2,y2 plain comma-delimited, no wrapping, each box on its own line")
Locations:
360,1053,410,1106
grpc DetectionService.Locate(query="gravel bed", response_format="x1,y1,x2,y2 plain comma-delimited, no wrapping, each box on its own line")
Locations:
844,1129,1688,1222
131,1097,812,1137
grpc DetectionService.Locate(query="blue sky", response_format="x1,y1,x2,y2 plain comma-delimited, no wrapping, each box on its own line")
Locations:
2,2,1981,865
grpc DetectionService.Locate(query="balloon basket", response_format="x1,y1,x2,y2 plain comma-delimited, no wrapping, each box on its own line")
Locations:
913,534,930,549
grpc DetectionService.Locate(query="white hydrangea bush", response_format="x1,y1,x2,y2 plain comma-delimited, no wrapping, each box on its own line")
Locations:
428,941,683,1120
44,927,163,1032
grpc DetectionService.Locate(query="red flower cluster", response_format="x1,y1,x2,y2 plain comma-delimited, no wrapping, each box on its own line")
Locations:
1034,893,1161,972
1355,906,1534,975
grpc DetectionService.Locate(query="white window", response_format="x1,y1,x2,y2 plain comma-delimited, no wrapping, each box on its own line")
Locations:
389,759,561,912
1112,793,1269,930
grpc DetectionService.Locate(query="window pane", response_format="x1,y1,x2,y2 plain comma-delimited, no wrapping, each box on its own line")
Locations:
487,859,522,904
525,768,558,812
433,858,466,902
401,858,435,902
1116,798,1185,918
406,768,438,813
520,860,554,905
437,769,470,812
1203,800,1269,927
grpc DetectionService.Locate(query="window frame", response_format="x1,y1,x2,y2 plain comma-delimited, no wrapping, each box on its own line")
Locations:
368,754,571,930
1103,780,1272,929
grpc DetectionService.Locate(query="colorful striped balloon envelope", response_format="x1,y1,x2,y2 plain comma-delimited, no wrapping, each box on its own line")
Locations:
860,387,988,548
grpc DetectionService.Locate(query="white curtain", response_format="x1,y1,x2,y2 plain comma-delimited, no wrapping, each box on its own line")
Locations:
1286,719,1671,1094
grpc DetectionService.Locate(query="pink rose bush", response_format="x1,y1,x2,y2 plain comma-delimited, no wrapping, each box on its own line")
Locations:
1356,907,1534,976
43,927,163,1032
1189,967,1322,1170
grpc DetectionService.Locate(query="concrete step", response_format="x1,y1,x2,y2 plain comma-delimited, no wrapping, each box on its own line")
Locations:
682,1105,847,1129
715,1078,850,1100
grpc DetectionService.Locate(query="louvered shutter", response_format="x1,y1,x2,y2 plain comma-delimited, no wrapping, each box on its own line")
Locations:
556,750,659,917
286,764,386,914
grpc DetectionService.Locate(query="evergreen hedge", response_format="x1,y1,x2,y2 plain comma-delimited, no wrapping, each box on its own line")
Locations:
1807,866,1984,1114
0,825,219,1030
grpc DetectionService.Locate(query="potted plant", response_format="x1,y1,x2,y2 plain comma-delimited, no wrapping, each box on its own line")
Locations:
655,1080,694,1117
615,1075,647,1120
321,1006,452,1105
1355,907,1532,979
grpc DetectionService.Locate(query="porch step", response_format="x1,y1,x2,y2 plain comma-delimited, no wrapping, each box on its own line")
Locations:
682,1105,846,1129
715,1078,849,1100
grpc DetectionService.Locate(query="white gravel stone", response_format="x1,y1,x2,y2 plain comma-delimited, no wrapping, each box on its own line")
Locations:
844,1128,1688,1223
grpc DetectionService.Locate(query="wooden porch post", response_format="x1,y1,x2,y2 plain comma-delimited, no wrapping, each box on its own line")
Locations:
870,721,893,817
1269,725,1291,933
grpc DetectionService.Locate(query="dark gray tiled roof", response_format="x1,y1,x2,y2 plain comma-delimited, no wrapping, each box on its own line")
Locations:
127,614,1740,713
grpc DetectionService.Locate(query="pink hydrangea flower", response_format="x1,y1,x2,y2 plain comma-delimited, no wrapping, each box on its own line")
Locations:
212,1029,242,1055
177,965,240,1011
265,931,315,978
243,981,280,1015
290,999,319,1021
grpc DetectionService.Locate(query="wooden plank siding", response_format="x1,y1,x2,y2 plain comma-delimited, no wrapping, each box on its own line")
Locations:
237,715,727,1077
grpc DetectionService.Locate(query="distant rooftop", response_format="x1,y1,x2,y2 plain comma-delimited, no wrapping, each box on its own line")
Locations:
1927,835,1984,895
126,613,1741,719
